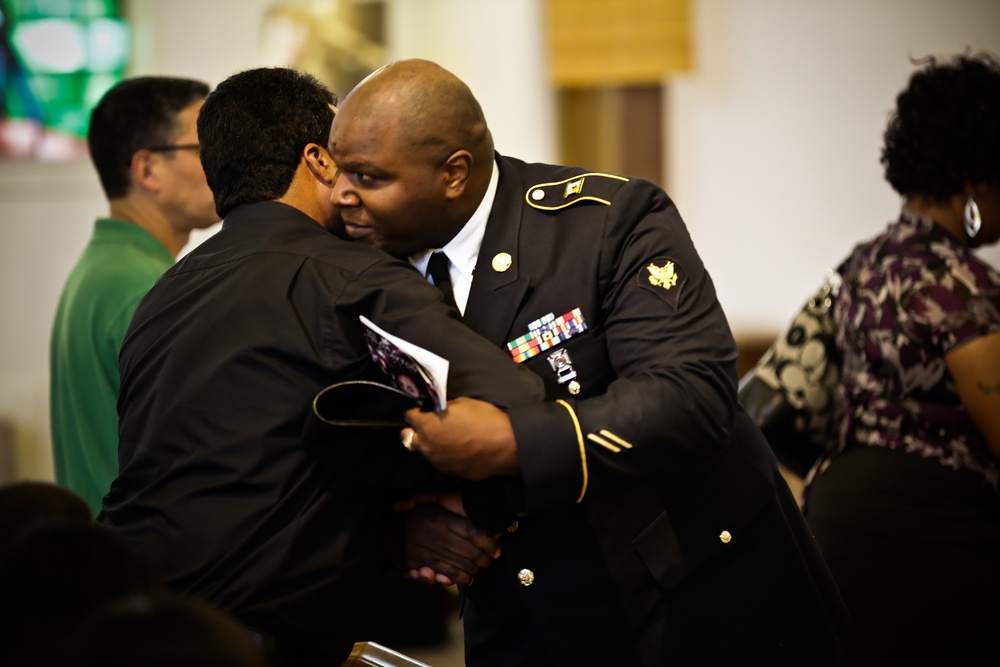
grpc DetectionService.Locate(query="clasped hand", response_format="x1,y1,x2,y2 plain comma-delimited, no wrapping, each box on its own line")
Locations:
390,492,500,586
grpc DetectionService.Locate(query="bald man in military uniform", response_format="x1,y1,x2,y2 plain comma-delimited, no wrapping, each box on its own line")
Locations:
329,59,850,666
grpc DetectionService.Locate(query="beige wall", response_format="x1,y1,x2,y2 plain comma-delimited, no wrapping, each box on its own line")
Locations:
2,0,999,481
670,0,1000,334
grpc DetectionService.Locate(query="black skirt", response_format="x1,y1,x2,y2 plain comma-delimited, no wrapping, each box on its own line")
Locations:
805,445,1000,666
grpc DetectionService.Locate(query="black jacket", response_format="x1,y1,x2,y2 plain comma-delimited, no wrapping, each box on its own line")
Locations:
98,201,545,653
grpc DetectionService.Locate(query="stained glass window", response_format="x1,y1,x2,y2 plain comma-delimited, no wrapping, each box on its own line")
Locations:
1,0,129,160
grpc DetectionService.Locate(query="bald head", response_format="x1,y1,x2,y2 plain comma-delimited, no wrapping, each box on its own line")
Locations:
339,59,494,170
328,59,498,257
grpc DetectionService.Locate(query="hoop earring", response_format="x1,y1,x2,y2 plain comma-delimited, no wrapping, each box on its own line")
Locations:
964,195,982,240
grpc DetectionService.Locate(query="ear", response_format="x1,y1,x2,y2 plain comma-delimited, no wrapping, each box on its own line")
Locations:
441,150,473,200
129,150,161,194
303,142,336,186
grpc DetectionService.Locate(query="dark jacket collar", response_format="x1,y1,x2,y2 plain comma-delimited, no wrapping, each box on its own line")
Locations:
463,155,532,344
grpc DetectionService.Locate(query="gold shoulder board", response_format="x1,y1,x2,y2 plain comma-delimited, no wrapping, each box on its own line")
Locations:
525,172,629,211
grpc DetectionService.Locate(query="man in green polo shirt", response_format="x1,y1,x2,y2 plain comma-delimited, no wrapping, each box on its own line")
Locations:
50,77,220,515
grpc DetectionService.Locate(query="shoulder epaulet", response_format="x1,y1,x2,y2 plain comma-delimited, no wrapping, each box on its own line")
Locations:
525,172,630,211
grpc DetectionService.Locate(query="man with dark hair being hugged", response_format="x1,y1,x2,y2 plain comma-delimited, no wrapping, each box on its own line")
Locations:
98,67,544,666
51,77,219,516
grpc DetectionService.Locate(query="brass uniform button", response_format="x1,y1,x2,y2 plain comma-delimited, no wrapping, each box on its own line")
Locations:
492,252,513,273
506,520,519,533
719,530,732,544
567,380,581,395
517,569,535,586
531,189,545,201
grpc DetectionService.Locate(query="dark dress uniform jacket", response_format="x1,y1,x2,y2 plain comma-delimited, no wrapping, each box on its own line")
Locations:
460,156,850,666
98,201,545,657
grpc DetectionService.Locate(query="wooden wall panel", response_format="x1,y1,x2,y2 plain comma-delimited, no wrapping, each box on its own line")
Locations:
557,86,663,186
546,0,691,87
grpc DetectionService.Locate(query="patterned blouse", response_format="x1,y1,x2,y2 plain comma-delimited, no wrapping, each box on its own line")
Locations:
831,209,1000,489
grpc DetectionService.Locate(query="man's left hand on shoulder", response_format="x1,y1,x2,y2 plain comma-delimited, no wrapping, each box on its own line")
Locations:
402,398,520,480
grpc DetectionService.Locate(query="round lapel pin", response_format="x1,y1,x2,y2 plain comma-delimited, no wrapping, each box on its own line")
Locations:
492,252,512,272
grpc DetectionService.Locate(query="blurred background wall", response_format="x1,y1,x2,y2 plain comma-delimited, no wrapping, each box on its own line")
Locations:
1,0,999,482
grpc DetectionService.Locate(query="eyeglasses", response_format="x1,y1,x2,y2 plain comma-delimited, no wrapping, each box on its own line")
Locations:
145,143,200,153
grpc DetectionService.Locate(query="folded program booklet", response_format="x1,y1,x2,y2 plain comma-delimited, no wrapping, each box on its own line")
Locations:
340,641,431,666
311,316,450,427
358,315,448,411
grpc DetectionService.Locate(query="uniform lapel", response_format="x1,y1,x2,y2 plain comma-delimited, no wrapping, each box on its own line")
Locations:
463,156,530,347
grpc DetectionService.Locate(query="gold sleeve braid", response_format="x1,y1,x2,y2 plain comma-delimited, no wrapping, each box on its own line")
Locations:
556,399,588,503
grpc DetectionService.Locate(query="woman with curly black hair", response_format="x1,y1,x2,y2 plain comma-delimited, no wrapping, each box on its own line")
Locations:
803,52,1000,665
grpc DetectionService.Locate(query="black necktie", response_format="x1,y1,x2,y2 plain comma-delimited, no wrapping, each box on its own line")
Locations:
426,251,457,309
